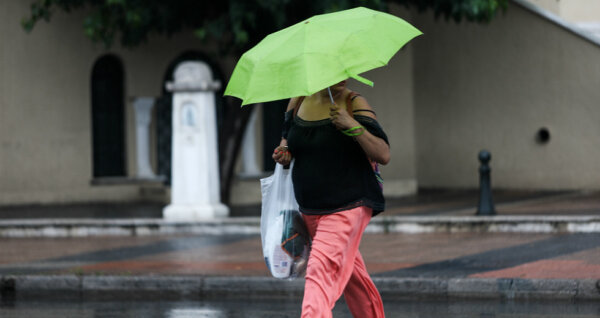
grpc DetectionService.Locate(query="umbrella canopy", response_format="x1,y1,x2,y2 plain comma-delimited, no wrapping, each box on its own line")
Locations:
224,7,422,106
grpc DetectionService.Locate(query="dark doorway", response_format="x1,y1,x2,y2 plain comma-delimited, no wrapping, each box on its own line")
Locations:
262,100,287,172
91,55,126,178
155,95,172,184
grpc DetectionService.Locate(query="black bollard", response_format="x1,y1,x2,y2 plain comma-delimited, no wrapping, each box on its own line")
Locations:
476,150,496,215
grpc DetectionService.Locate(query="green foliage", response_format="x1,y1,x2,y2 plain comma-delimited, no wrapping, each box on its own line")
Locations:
22,0,506,52
22,0,386,52
390,0,507,23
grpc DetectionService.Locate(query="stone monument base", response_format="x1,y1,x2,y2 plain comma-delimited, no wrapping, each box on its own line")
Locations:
163,203,229,221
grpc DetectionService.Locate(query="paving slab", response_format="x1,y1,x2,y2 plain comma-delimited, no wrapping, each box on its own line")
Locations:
0,231,599,299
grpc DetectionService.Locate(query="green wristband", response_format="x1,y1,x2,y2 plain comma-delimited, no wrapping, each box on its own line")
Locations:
342,126,363,134
342,125,364,136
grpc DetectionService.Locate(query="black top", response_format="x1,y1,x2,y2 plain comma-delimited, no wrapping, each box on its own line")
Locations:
285,110,389,216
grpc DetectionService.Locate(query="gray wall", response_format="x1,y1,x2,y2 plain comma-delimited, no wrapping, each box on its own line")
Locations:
413,1,600,189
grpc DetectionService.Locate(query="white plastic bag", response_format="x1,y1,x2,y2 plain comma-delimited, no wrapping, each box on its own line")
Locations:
260,160,310,279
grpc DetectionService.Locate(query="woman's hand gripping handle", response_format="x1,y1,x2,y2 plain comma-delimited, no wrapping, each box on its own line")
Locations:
272,140,292,166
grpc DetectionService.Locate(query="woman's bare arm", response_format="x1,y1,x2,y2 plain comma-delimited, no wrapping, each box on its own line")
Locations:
330,96,390,165
272,97,298,165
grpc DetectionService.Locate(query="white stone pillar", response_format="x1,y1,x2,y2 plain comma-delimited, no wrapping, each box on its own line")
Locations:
133,97,157,179
239,107,262,177
163,61,229,220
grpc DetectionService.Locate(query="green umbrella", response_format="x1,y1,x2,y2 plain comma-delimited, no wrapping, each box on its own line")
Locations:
224,7,422,106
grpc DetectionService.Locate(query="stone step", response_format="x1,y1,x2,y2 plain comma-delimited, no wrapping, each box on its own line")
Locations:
1,275,598,300
1,215,599,237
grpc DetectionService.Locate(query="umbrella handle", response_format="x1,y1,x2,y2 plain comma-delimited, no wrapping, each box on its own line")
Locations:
327,87,335,105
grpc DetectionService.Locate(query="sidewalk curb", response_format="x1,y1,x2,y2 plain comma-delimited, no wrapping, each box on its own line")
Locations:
1,216,600,237
1,275,599,300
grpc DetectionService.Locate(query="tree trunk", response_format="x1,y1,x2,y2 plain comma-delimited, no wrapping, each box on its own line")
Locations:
219,101,255,204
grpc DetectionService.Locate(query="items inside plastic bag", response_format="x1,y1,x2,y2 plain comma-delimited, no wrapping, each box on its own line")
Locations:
260,161,311,279
264,209,310,279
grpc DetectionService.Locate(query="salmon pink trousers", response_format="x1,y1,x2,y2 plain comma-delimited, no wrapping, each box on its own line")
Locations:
301,206,385,318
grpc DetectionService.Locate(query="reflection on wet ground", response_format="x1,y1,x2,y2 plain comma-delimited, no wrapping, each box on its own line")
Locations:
1,297,599,317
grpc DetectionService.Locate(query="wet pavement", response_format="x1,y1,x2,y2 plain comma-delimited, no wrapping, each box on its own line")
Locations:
1,298,599,317
0,190,600,279
1,232,599,279
384,189,600,216
0,190,599,281
0,190,599,311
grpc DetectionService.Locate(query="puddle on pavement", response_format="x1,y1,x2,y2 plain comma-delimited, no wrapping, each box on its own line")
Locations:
1,297,599,317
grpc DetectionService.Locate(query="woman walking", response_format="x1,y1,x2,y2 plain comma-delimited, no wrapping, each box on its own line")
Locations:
273,79,389,318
